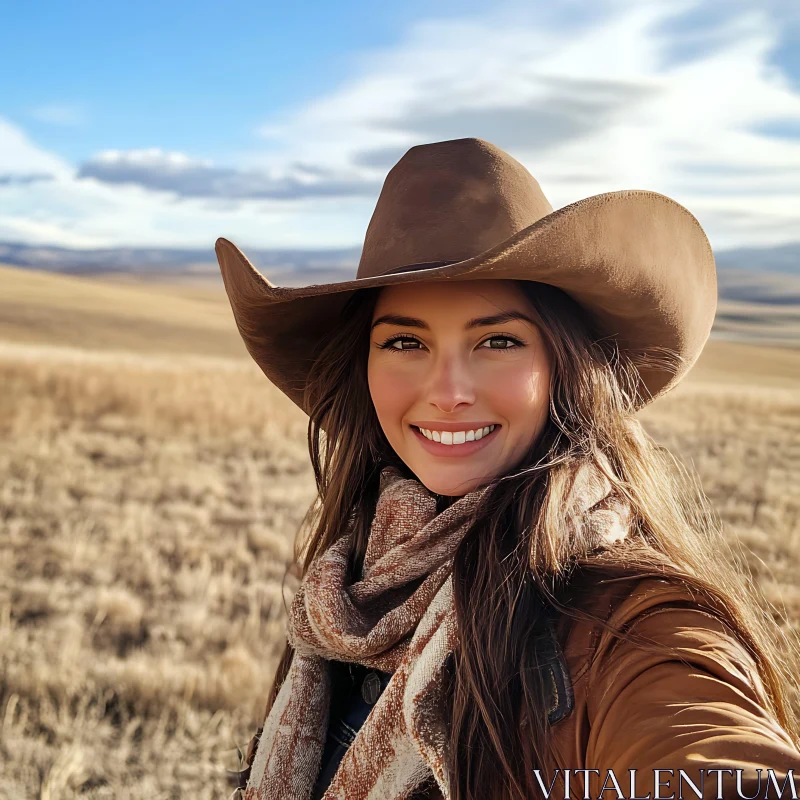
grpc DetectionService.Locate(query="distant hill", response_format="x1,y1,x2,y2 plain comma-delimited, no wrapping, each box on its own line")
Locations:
1,238,797,278
716,267,800,306
0,240,360,276
1,239,799,320
715,242,800,275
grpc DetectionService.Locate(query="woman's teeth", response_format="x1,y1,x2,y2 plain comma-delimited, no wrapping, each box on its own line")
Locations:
416,425,496,445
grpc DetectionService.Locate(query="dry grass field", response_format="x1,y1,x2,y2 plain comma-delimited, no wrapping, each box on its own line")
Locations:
1,263,800,798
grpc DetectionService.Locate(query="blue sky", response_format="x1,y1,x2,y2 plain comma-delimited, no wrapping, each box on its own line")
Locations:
2,0,800,252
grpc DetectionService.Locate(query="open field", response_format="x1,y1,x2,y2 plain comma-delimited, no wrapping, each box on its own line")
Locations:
0,266,247,360
1,265,799,797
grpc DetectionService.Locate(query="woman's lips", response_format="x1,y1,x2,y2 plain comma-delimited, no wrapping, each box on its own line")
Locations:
410,424,500,458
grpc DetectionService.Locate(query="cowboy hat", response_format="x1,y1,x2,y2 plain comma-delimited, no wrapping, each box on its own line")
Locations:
215,137,716,415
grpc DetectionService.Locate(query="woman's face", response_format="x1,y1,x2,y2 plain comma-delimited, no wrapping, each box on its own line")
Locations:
368,279,552,497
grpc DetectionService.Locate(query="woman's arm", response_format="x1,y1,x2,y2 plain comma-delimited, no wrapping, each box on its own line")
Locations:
584,604,800,798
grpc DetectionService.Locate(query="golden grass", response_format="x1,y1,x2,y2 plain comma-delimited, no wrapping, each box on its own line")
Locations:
1,342,314,798
0,265,246,359
1,265,799,797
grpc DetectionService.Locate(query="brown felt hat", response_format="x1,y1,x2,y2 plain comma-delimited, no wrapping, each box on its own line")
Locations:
215,137,717,415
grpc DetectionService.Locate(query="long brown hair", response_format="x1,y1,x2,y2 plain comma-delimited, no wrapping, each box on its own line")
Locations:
261,279,800,800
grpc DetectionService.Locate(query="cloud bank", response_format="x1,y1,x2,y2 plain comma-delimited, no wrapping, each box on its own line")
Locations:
77,149,382,200
1,0,800,250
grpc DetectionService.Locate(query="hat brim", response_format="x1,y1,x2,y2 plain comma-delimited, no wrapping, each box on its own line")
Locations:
215,189,717,415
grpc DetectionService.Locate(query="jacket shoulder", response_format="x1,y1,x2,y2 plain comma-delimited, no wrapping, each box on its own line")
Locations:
554,573,769,720
533,575,697,729
552,575,695,680
578,576,800,788
584,575,768,706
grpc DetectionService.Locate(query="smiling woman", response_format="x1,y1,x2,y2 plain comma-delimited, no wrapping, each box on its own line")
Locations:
215,138,800,800
367,280,552,497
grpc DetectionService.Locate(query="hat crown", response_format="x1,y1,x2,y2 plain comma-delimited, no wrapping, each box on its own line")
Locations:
357,138,553,279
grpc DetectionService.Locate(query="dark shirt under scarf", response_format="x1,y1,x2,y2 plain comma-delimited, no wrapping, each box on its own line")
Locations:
310,659,393,799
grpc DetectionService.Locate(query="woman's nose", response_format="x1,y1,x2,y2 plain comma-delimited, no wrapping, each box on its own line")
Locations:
425,355,475,412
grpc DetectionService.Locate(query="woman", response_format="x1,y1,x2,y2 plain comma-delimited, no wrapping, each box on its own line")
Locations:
220,138,800,800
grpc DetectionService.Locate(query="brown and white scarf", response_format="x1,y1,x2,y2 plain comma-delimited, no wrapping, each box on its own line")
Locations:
243,457,632,800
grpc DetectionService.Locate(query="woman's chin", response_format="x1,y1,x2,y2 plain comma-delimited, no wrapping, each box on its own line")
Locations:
415,470,490,498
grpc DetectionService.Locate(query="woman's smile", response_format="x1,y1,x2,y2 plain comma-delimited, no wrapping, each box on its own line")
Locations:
410,422,501,458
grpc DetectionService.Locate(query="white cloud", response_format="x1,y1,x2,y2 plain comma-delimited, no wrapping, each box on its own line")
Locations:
1,0,800,250
0,118,72,180
0,119,372,248
77,147,381,200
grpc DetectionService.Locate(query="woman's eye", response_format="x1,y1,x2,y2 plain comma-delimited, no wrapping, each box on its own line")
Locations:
376,336,422,353
480,336,520,350
392,339,419,350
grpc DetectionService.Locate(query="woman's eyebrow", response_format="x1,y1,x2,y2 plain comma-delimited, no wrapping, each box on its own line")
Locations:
371,310,535,331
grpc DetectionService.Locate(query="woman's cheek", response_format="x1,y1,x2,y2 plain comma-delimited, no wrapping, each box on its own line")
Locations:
369,364,414,424
486,362,545,414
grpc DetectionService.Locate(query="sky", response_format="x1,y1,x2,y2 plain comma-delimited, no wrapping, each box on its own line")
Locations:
2,0,800,253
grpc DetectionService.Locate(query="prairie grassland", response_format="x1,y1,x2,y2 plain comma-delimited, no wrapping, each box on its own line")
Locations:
0,266,246,359
1,264,800,798
1,343,315,799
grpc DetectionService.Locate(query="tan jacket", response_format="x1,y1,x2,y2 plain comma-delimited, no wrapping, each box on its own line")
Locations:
539,575,800,799
408,575,800,799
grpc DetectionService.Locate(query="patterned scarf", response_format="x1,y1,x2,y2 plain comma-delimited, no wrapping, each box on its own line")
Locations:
243,457,632,800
